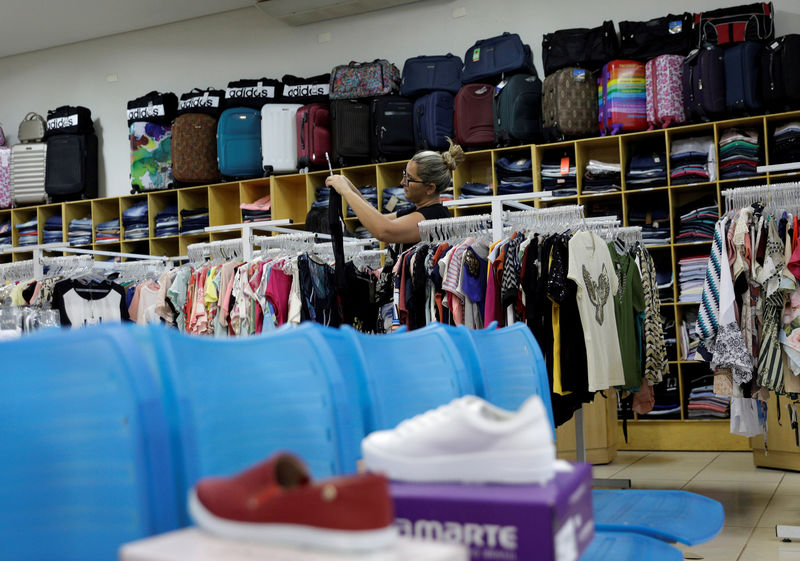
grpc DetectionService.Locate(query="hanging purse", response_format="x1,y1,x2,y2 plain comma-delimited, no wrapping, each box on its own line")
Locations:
18,112,46,143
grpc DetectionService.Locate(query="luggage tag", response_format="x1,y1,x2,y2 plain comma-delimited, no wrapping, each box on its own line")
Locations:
668,20,683,34
494,79,507,98
572,69,587,83
685,48,700,64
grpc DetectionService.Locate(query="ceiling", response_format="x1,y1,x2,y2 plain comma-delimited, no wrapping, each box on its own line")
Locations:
0,0,256,59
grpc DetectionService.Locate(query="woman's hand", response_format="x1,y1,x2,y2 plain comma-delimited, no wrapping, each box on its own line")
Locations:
325,174,356,195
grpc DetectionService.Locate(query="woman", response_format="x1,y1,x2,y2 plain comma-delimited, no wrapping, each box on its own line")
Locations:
325,139,465,244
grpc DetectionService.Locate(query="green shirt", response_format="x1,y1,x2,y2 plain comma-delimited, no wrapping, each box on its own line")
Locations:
608,242,645,389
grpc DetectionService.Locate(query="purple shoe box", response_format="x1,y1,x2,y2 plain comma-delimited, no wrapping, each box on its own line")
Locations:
389,462,594,561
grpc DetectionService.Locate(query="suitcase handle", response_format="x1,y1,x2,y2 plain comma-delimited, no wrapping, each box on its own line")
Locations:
300,113,308,150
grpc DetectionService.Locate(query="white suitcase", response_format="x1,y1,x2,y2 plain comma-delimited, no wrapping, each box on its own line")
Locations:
261,103,302,175
11,143,48,205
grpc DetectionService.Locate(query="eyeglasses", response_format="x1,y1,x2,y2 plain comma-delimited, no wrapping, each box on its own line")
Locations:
401,169,425,186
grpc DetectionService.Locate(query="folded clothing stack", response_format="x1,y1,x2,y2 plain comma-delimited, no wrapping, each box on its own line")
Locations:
123,201,149,240
43,215,63,244
180,207,209,235
16,217,38,246
677,203,718,243
772,121,800,164
382,185,413,214
678,254,709,303
541,152,577,196
347,186,378,217
687,376,730,419
155,205,179,237
96,218,120,243
68,217,92,245
626,150,667,187
0,220,11,249
583,159,621,193
628,208,670,246
641,375,681,418
496,157,533,196
459,182,492,199
241,196,271,223
670,137,716,185
719,127,759,179
680,308,700,360
311,186,330,209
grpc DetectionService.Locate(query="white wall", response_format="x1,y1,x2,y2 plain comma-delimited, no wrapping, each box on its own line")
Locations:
0,0,797,198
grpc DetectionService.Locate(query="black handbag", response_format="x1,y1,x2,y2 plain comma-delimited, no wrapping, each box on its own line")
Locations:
45,105,94,136
619,13,695,60
281,74,331,104
126,91,179,126
223,77,283,109
695,2,774,46
542,20,618,76
176,88,225,118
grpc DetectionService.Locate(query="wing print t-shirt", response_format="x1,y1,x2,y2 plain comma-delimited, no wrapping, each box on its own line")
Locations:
567,230,625,391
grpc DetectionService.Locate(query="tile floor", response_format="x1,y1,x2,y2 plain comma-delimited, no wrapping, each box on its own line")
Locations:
593,451,800,560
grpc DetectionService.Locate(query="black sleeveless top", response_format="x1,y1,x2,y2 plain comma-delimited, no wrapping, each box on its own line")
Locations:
397,203,451,221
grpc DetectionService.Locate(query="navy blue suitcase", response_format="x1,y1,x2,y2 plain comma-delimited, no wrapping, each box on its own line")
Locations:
725,42,763,114
413,92,455,151
683,46,726,122
401,54,463,96
461,32,537,84
217,107,262,178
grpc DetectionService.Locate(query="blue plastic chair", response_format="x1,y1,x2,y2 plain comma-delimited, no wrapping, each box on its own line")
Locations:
0,324,178,561
414,322,479,396
147,322,361,526
593,489,725,546
347,324,468,432
580,531,683,561
466,322,555,432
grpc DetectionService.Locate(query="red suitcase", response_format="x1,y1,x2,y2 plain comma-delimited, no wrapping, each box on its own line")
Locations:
297,103,331,170
453,83,495,147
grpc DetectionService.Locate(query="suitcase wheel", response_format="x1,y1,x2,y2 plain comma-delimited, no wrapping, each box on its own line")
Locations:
264,165,274,176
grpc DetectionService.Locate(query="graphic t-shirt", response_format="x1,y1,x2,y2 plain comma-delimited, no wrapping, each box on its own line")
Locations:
567,231,625,391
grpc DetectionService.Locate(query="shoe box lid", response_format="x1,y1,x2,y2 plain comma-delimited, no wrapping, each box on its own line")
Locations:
389,461,594,561
119,527,469,561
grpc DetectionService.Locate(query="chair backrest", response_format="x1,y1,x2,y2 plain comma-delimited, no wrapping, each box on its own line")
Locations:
0,324,177,561
148,322,360,526
466,322,555,432
349,324,466,432
415,322,479,396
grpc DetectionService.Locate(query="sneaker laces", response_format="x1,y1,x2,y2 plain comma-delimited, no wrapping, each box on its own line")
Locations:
394,397,476,436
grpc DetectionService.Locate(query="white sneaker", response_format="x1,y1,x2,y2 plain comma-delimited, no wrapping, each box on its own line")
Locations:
361,395,556,484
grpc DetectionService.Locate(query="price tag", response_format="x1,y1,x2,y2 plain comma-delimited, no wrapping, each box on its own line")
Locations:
385,195,398,213
472,47,481,62
560,157,570,176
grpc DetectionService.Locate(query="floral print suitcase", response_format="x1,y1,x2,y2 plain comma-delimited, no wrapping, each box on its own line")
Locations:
130,122,174,192
0,147,10,209
646,55,687,129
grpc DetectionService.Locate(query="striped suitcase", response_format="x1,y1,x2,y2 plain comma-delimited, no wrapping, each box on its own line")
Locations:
646,55,686,129
11,143,47,205
598,59,647,135
261,103,302,175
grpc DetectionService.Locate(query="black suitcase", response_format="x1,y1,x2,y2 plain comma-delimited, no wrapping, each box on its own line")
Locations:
45,133,98,201
330,99,371,167
762,35,800,112
725,42,763,115
371,96,415,162
683,46,726,122
494,74,543,146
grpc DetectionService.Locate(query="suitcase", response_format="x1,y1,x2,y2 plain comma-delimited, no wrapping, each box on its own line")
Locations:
542,68,597,141
45,134,98,202
725,42,762,114
683,46,726,122
454,83,495,147
330,99,371,167
10,143,47,205
461,32,537,84
217,108,262,179
129,122,174,192
646,55,686,129
261,103,302,175
413,91,455,151
0,147,10,209
762,35,800,112
172,113,220,184
494,74,543,146
371,96,415,162
598,60,647,136
296,103,331,170
400,54,463,96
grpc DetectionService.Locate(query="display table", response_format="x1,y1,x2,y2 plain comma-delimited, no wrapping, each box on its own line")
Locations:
119,528,468,561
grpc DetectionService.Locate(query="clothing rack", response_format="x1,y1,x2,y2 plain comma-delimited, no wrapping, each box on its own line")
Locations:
443,192,548,243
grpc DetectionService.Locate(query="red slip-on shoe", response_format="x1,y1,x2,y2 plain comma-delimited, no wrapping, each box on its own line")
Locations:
188,452,397,552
